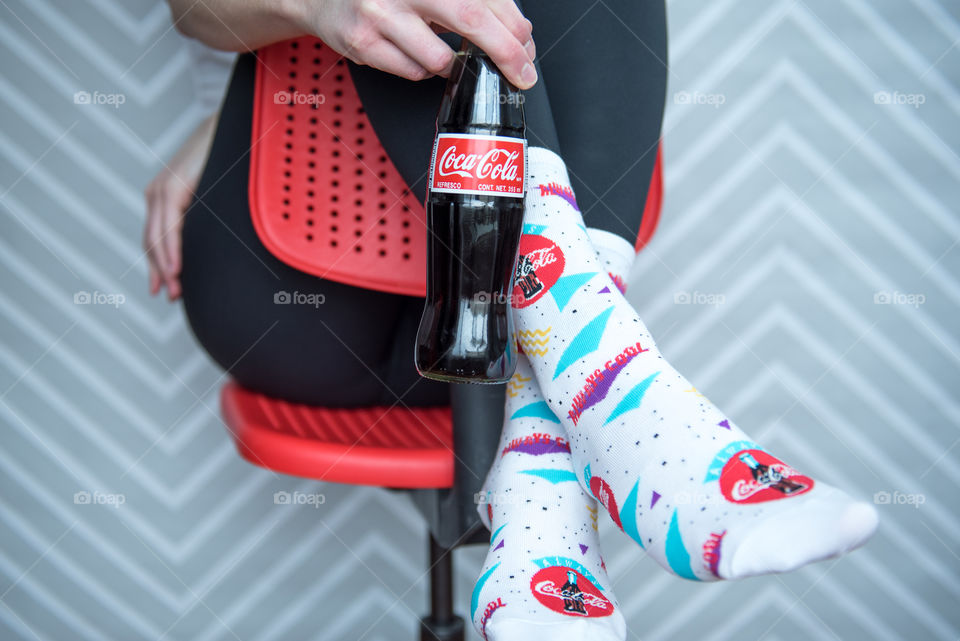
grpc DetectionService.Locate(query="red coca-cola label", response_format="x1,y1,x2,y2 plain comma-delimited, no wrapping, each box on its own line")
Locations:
429,134,526,197
719,449,814,504
512,235,564,308
529,566,613,617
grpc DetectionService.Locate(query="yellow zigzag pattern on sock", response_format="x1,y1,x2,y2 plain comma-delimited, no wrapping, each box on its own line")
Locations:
506,372,532,398
587,504,598,531
518,327,551,357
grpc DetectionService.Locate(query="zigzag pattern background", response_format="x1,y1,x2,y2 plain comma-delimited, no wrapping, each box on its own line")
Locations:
0,0,957,639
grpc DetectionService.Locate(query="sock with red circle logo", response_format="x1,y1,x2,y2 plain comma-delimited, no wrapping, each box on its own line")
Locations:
472,356,625,640
509,146,879,581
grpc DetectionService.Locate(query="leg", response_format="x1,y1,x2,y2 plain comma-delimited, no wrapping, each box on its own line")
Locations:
523,0,668,241
181,53,449,407
513,149,879,580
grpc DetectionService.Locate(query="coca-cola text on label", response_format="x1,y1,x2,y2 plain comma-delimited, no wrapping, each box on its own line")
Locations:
429,133,526,197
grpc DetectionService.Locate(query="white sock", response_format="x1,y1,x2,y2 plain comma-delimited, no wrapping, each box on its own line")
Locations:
470,227,635,640
510,147,879,581
472,358,625,640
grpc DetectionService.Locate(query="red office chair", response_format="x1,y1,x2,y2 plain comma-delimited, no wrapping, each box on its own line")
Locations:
220,37,663,641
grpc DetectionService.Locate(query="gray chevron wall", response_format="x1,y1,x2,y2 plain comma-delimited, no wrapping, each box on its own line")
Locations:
1,0,958,640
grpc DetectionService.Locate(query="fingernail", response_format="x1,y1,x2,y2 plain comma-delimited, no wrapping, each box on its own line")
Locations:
520,62,537,87
524,38,535,60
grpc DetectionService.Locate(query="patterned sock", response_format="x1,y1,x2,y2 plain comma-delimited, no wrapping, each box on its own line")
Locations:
472,358,625,640
509,147,879,581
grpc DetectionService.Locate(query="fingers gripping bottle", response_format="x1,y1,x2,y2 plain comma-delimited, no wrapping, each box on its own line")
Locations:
415,39,527,383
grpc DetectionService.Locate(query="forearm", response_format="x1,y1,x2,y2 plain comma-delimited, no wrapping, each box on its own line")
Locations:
167,0,307,51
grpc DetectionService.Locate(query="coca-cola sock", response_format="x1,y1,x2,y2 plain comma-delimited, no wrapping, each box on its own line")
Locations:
472,357,625,640
510,147,879,581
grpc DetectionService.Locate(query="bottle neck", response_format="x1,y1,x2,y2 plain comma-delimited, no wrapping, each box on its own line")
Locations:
436,39,524,135
459,38,484,56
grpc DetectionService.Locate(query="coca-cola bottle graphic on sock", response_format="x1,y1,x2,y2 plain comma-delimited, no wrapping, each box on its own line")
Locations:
738,452,808,495
415,39,527,383
560,571,587,615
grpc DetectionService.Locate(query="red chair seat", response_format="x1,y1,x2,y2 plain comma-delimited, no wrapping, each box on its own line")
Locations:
221,382,454,488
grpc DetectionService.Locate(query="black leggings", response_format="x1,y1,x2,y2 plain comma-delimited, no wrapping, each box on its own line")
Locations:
180,2,667,407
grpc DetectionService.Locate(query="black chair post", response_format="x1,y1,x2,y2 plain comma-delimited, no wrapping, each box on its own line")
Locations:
416,381,505,641
419,535,464,641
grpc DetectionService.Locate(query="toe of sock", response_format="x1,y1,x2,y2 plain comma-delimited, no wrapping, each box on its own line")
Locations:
726,489,880,579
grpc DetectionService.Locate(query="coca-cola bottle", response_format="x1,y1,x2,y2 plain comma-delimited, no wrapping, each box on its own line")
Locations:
415,39,527,383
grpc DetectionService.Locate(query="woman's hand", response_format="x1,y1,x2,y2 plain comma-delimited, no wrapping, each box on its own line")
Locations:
143,113,217,301
297,0,537,87
170,0,537,88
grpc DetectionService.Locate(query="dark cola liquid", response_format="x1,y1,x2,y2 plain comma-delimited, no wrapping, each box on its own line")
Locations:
415,43,526,384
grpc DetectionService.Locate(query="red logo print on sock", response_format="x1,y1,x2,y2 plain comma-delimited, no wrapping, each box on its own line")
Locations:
589,476,623,530
513,235,565,308
479,597,505,638
530,567,613,617
719,449,814,504
702,530,726,578
538,182,579,211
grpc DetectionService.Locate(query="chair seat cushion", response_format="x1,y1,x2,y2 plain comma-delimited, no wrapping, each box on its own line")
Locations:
221,382,454,488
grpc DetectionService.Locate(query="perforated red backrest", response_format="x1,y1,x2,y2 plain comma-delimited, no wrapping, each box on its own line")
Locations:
249,37,428,297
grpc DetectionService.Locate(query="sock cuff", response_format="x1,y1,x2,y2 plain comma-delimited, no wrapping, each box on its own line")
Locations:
528,146,569,184
526,147,580,226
